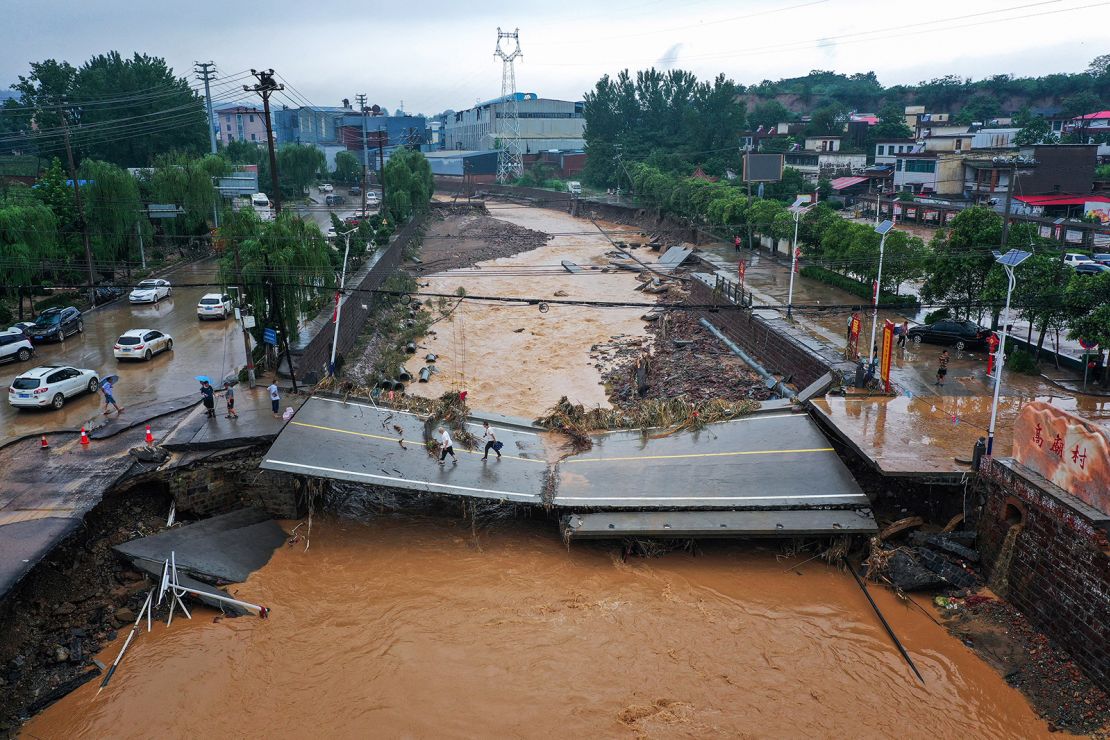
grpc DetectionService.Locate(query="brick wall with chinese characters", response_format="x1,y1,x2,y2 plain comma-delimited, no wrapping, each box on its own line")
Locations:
979,458,1110,691
1012,401,1110,516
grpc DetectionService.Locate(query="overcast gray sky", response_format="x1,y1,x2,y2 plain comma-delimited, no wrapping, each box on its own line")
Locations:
3,0,1107,114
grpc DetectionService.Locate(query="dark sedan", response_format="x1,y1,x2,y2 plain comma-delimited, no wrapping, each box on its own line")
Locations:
906,319,991,350
1075,262,1110,276
29,306,84,343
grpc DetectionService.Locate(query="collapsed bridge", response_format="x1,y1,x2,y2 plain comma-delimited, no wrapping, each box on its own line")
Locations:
261,395,877,539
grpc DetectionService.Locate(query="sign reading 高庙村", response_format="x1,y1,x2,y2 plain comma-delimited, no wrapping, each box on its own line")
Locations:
1012,401,1110,516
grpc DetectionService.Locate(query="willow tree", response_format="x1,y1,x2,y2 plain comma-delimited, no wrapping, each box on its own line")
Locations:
78,159,144,266
218,209,333,343
0,188,60,296
145,153,230,241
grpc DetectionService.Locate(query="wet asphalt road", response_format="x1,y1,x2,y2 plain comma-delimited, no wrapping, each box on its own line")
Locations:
0,259,243,444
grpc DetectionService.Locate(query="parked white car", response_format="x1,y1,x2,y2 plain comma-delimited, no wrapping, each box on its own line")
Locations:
8,364,99,410
197,293,233,320
1063,253,1094,267
0,330,34,364
128,278,172,303
114,329,173,361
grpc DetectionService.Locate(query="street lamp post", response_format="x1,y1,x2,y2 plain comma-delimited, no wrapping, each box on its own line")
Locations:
329,227,357,376
868,220,895,364
986,249,1033,456
786,198,814,320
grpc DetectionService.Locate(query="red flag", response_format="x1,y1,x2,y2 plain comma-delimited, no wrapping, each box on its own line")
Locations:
794,248,801,273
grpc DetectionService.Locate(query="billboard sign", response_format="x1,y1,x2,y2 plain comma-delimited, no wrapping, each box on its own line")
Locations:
880,320,895,392
1012,401,1110,516
743,153,784,183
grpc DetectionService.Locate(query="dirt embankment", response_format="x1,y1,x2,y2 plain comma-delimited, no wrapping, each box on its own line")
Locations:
0,485,172,733
413,204,551,275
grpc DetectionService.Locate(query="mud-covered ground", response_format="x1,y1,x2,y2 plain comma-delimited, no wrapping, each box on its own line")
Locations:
0,484,172,734
412,204,551,275
940,592,1109,736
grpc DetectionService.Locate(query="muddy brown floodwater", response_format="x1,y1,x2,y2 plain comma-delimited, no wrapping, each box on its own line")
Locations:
414,204,650,418
24,516,1063,738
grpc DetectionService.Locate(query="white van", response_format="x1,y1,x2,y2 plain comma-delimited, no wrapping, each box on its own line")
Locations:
250,193,270,209
566,181,582,195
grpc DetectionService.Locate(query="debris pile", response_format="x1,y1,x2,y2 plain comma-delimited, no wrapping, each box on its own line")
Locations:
865,523,980,592
415,207,551,273
603,313,774,409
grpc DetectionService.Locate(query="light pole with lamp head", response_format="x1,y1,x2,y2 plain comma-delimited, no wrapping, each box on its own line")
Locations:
328,227,358,376
867,219,895,365
986,248,1032,456
786,197,815,319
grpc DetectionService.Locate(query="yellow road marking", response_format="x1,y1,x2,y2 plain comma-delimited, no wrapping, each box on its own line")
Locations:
290,421,545,464
563,447,835,463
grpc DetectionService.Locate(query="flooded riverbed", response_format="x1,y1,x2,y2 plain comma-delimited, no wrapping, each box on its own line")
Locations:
24,515,1059,738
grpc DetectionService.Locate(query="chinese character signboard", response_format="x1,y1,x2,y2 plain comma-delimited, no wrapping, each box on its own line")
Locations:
847,312,861,360
1012,401,1110,516
880,320,895,392
738,259,746,285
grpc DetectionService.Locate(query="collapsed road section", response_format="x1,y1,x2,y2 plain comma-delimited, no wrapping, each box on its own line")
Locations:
261,395,876,538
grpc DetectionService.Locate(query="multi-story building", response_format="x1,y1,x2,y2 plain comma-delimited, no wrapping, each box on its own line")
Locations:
892,152,965,195
784,149,867,183
442,93,585,153
215,105,270,145
873,138,918,165
273,104,353,147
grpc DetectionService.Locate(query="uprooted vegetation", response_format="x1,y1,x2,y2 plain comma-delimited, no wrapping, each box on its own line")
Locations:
534,395,761,452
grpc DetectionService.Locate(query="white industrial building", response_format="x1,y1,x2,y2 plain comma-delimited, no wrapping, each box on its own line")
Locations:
441,93,585,153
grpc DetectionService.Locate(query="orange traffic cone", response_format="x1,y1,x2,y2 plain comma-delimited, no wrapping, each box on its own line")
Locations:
144,425,154,445
40,434,49,450
80,427,89,446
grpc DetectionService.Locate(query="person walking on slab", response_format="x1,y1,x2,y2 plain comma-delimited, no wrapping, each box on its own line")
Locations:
936,350,950,386
222,380,238,419
437,427,457,465
100,377,123,416
481,421,502,460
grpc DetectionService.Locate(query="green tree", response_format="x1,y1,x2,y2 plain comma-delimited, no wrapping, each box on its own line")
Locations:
223,139,264,165
1065,271,1110,385
867,102,914,145
383,149,432,224
1013,107,1056,146
78,159,144,267
748,100,792,130
0,188,61,296
333,150,361,185
144,153,228,239
921,207,1001,320
277,144,325,196
806,103,847,136
955,93,1001,125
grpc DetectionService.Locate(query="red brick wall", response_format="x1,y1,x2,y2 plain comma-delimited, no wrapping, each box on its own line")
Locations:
979,458,1110,690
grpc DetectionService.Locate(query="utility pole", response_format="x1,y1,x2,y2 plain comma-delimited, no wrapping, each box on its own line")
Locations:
194,61,218,154
356,93,369,218
233,245,256,388
59,104,96,306
377,126,386,215
244,69,284,214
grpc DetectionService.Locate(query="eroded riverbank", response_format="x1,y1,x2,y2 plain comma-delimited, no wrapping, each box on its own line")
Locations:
22,514,1064,739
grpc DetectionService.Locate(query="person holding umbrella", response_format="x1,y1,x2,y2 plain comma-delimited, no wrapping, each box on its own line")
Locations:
196,376,216,419
100,375,123,416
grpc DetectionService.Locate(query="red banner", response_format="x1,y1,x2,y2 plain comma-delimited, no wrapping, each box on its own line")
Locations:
738,259,746,285
880,320,895,392
331,291,340,322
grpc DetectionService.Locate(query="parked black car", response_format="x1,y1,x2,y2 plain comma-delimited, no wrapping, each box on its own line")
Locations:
348,184,361,196
1074,262,1110,276
29,307,83,343
905,319,991,350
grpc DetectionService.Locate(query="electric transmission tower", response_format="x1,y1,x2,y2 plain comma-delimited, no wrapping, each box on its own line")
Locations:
493,27,523,183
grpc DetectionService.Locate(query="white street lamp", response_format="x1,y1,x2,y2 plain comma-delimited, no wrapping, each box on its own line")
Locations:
986,248,1033,456
786,197,815,319
867,219,895,363
329,227,358,376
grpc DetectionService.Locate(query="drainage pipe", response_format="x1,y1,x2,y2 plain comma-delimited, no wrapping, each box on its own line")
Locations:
698,318,781,396
419,366,433,383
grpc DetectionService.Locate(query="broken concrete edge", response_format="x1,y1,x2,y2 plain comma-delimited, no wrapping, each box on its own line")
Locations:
129,560,248,616
159,432,283,453
0,395,201,453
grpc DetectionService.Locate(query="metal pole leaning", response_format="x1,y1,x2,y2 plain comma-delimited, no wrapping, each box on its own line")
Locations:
98,589,153,692
987,250,1032,456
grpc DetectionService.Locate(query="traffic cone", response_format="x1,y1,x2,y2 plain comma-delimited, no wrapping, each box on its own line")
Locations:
80,427,89,446
144,425,154,445
40,434,49,450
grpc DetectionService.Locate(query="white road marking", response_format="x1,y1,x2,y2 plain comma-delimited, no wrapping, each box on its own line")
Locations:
555,494,869,502
262,459,541,503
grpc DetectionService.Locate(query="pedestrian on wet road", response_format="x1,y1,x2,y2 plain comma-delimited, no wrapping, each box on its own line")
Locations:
268,382,281,417
936,350,950,386
481,421,502,461
200,380,216,418
222,381,238,419
100,379,123,416
734,235,741,252
437,426,457,465
897,320,910,349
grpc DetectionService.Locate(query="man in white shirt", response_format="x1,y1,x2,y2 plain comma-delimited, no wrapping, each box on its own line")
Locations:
481,421,501,460
268,383,280,417
437,427,457,465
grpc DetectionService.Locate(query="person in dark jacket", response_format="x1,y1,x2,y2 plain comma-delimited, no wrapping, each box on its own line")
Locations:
200,380,216,418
